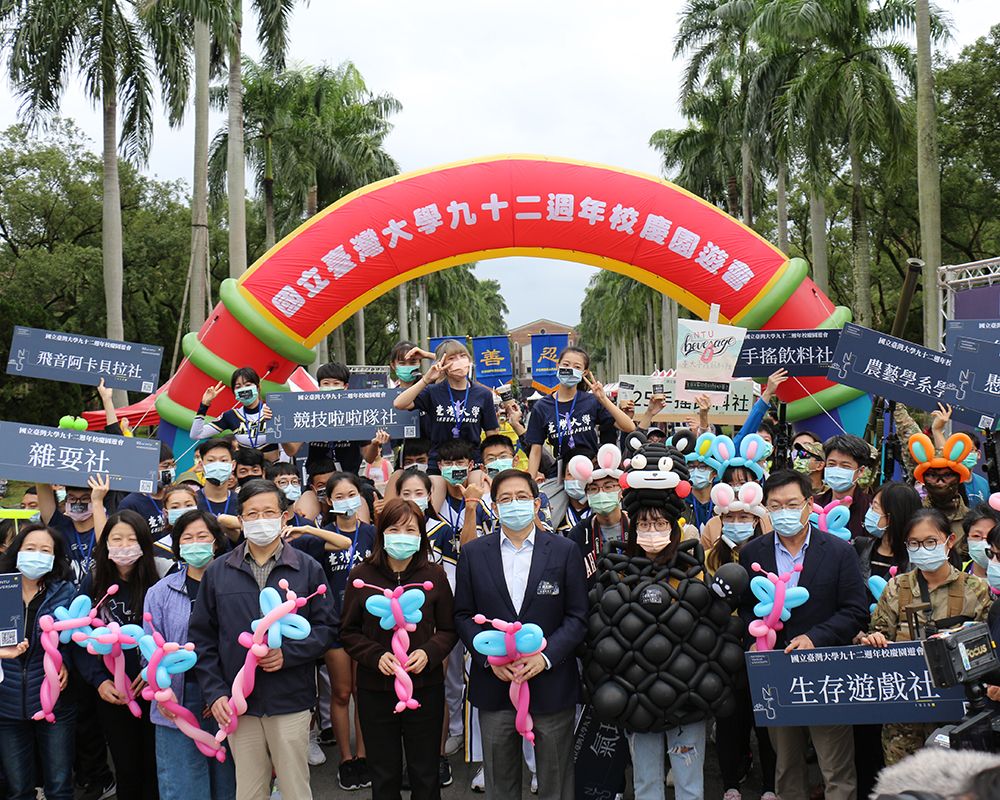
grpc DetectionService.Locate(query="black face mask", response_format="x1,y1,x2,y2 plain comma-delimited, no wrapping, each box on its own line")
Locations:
237,474,262,487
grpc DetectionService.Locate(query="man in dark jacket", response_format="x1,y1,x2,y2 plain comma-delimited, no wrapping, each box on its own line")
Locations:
738,470,869,800
454,469,588,800
189,479,336,800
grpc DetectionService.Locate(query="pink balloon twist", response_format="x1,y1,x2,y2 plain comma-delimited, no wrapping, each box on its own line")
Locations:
747,562,808,652
216,580,327,743
74,622,145,718
140,615,227,762
353,579,434,714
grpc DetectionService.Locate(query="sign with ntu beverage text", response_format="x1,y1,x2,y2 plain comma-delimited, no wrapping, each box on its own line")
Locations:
674,318,746,402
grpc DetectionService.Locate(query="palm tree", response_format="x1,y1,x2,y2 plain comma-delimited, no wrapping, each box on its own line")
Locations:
2,0,188,403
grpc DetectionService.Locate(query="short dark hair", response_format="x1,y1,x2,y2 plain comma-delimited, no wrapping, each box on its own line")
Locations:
159,441,174,462
326,472,363,498
437,439,474,462
757,418,777,441
317,362,350,384
265,462,298,480
556,346,590,370
963,503,1000,535
230,366,261,391
234,447,265,468
307,459,339,484
0,524,73,583
874,481,922,561
763,469,813,501
480,434,515,457
369,498,430,571
397,468,438,521
823,433,871,467
986,523,1000,552
490,469,539,500
238,478,287,511
197,438,234,460
22,485,37,497
170,510,228,561
400,438,431,460
561,445,597,465
162,483,199,508
903,508,952,540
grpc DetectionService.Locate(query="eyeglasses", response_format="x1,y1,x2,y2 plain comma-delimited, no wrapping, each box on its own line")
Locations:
636,521,670,532
986,547,1000,561
765,502,805,512
242,510,282,521
905,538,944,552
586,483,619,494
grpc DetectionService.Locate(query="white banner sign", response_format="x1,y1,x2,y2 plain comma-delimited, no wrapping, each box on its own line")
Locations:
617,375,755,425
674,318,747,402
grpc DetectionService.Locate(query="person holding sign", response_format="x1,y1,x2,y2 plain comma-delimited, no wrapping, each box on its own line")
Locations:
35,482,101,588
191,368,275,450
524,347,635,480
0,523,76,800
860,508,990,766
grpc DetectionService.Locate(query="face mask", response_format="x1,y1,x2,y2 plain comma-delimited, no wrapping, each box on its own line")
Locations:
793,457,812,475
332,496,363,517
282,484,302,502
411,496,429,511
636,529,671,554
179,543,215,568
17,551,54,580
926,482,959,503
27,510,41,523
987,561,1000,592
441,466,468,486
167,506,195,526
395,365,420,383
54,488,67,504
690,467,713,490
823,466,856,492
770,509,805,538
319,384,345,392
486,458,514,477
235,385,258,406
314,486,327,501
963,452,978,469
237,474,261,488
384,533,420,560
108,544,143,567
204,462,233,485
557,367,583,387
863,508,887,537
968,539,990,570
497,499,536,532
405,462,429,473
243,518,282,546
909,543,949,572
589,491,621,516
65,502,93,522
564,480,587,501
159,467,176,487
722,521,755,545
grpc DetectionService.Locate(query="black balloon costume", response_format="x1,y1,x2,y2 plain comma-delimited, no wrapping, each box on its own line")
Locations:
582,429,749,733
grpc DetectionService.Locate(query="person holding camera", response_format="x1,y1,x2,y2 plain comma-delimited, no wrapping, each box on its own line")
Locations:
860,507,991,765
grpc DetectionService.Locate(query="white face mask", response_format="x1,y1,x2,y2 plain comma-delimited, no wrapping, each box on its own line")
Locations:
243,517,282,546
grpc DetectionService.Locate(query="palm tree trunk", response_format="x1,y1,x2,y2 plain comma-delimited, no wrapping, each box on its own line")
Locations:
332,326,346,362
102,92,127,408
849,134,873,327
263,175,275,250
226,9,247,278
741,138,753,226
776,160,789,254
189,18,210,332
354,309,366,363
809,190,829,294
306,183,318,217
726,176,740,219
317,336,329,367
397,283,409,341
661,295,677,371
916,0,942,347
643,296,654,373
418,279,430,350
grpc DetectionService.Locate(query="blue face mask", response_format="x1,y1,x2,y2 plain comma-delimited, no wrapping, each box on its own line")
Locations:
690,467,713,490
17,551,54,580
235,385,259,406
557,367,583,387
384,533,420,560
963,452,979,469
282,484,302,502
167,506,195,526
722,521,755,545
497,499,536,532
441,465,468,486
987,561,1000,592
411,496,429,511
55,488,67,504
332,495,362,517
824,466,856,492
486,458,514,477
909,543,949,572
968,540,990,570
179,543,215,568
863,508,886,537
769,509,805,538
395,365,420,383
564,480,587,501
204,461,233,485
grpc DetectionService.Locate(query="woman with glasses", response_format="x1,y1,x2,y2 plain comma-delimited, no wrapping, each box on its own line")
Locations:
961,504,1000,580
860,508,991,765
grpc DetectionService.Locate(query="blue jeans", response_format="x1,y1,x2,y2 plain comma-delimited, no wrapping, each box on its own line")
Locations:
155,681,236,800
0,705,77,800
628,719,706,800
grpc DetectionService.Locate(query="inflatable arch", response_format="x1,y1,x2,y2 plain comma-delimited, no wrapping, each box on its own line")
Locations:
156,154,867,457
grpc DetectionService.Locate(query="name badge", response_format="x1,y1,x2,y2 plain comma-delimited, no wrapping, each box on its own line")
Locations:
537,580,560,596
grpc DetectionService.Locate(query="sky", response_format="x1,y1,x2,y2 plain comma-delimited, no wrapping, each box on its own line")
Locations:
1,0,996,328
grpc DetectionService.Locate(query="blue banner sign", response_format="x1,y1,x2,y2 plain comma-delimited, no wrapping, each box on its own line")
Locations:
428,336,467,357
266,389,420,442
531,333,569,393
472,336,513,389
945,319,1000,346
746,643,966,727
947,336,1000,418
6,326,163,393
0,421,161,492
732,329,840,378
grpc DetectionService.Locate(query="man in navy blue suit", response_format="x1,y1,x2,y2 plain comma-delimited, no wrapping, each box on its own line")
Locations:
738,469,869,800
454,469,588,800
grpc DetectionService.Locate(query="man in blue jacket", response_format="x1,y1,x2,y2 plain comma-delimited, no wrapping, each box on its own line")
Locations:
189,479,337,800
738,470,869,800
454,468,588,800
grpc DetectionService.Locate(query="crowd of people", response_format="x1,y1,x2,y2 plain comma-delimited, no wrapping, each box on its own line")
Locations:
1,336,999,800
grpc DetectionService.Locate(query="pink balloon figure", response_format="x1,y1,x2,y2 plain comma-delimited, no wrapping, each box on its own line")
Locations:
74,621,146,718
352,578,434,714
139,614,227,762
746,563,810,652
34,585,120,723
471,615,547,743
216,579,327,743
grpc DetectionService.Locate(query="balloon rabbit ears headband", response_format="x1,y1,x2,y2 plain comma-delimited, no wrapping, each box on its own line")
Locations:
566,443,623,484
908,432,973,484
693,432,768,481
809,497,852,541
711,482,766,517
685,431,717,467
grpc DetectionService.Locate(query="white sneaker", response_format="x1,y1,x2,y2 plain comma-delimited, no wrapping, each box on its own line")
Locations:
471,765,485,793
445,733,464,756
530,772,538,794
307,738,327,766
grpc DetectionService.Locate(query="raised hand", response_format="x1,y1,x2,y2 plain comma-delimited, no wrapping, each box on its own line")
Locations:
96,378,114,403
404,347,434,361
931,402,953,432
87,473,110,503
201,381,226,407
763,368,789,403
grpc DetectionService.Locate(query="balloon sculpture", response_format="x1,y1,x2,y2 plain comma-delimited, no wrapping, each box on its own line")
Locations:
989,493,1000,513
471,616,547,743
216,579,327,742
867,566,899,614
74,621,147,718
34,585,119,723
809,497,852,542
747,563,810,652
139,614,227,762
908,432,974,484
352,578,434,714
584,431,750,732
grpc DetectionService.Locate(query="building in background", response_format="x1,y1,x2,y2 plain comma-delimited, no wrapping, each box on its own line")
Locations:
508,319,576,394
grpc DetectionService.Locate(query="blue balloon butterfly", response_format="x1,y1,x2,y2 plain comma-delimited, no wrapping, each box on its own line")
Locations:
809,505,852,542
472,623,545,658
82,623,146,655
750,575,809,622
868,575,890,614
138,635,198,689
249,587,313,648
52,595,97,644
365,589,426,631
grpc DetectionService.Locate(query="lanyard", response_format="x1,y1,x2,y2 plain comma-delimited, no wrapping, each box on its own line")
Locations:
443,495,465,531
240,405,264,448
553,391,578,455
205,492,232,517
447,383,471,438
72,529,95,568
